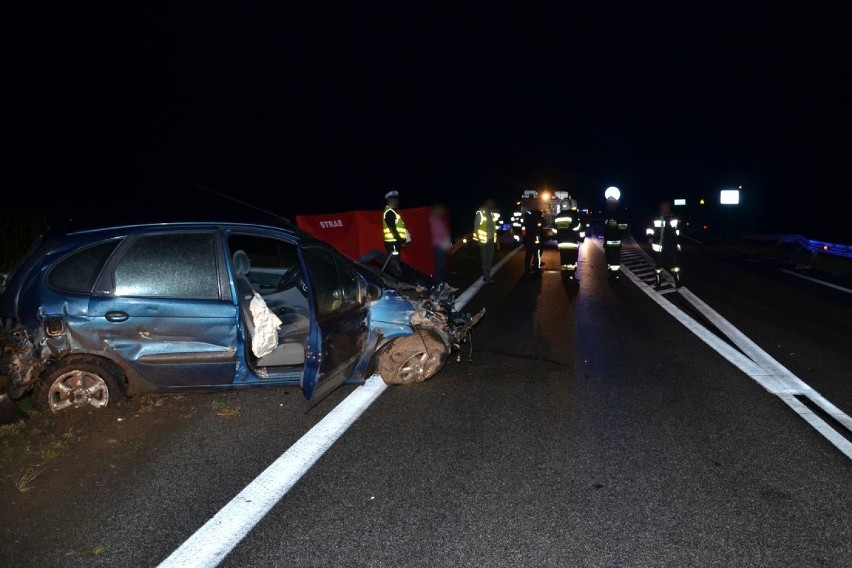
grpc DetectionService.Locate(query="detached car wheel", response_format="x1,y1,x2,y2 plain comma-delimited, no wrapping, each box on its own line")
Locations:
378,330,448,385
33,358,123,413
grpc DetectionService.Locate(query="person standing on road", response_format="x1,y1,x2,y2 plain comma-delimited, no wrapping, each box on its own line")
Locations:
473,199,499,283
554,198,582,280
522,206,543,273
647,200,682,288
383,190,409,276
603,192,628,278
429,204,452,282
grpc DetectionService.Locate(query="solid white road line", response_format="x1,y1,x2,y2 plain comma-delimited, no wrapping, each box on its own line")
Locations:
159,246,518,568
158,376,388,568
609,239,852,459
453,245,521,311
779,269,852,295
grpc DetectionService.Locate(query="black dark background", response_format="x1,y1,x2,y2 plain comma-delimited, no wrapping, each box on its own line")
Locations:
6,4,851,241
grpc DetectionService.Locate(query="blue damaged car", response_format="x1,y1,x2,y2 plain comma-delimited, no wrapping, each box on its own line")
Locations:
0,220,483,412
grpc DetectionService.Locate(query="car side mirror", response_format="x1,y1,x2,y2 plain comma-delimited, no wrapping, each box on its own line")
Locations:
365,283,382,302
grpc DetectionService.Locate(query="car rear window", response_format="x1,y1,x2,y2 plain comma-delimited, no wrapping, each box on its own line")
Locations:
48,239,121,293
113,233,219,299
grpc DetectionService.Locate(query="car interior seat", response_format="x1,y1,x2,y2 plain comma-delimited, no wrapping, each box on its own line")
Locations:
232,250,307,368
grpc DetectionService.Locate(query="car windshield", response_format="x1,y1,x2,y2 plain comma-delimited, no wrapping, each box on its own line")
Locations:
355,256,434,292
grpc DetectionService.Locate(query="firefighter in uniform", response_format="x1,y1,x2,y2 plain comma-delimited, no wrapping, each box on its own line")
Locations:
555,198,582,280
383,190,408,276
473,199,499,282
646,200,682,288
603,188,628,278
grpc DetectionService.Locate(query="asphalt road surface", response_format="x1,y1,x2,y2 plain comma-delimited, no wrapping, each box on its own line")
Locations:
2,239,851,567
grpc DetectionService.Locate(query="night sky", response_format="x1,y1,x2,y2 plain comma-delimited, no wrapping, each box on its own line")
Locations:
8,4,851,241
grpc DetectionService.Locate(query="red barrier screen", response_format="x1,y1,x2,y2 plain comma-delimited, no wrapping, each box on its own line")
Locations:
296,207,435,276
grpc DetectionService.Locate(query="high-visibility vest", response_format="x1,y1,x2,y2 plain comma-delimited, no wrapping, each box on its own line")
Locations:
474,210,497,243
383,206,407,242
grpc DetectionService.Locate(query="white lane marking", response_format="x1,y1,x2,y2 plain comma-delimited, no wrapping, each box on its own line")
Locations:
159,247,517,568
607,239,852,459
778,394,852,451
779,269,852,295
453,245,521,311
158,376,388,568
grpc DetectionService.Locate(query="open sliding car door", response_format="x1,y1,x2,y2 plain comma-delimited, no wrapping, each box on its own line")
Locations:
300,246,369,408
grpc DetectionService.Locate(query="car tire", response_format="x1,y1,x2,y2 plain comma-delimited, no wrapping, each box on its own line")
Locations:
33,357,123,413
378,330,448,385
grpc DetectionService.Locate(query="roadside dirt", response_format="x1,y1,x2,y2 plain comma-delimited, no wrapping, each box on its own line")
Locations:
0,391,216,559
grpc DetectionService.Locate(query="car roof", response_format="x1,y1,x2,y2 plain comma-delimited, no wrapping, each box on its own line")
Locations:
59,220,297,237
49,221,331,250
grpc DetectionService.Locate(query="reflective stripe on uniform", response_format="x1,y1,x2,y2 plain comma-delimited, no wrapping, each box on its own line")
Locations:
474,210,497,243
605,240,622,246
618,223,628,230
646,228,654,235
652,243,662,252
653,220,663,227
383,207,407,242
670,219,679,228
558,242,579,249
608,265,621,271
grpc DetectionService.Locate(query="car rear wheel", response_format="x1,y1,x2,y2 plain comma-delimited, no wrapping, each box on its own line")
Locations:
33,358,123,413
378,330,448,385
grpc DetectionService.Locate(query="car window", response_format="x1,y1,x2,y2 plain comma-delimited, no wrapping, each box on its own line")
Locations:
48,239,121,293
333,252,360,306
113,233,219,299
227,234,302,294
302,247,362,317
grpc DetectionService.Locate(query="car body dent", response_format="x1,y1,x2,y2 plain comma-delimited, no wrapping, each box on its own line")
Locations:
1,221,478,408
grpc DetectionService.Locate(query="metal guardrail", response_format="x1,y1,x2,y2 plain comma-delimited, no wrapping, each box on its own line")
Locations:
754,234,852,260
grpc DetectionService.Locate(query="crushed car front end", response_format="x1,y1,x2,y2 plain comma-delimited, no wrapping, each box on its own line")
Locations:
354,262,485,385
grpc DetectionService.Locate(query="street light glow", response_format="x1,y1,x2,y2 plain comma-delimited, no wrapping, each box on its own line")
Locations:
604,186,621,201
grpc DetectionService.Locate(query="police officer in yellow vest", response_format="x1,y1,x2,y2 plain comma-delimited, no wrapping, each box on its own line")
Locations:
473,198,500,283
383,190,409,276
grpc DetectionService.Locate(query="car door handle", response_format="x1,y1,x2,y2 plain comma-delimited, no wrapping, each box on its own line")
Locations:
105,311,130,322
